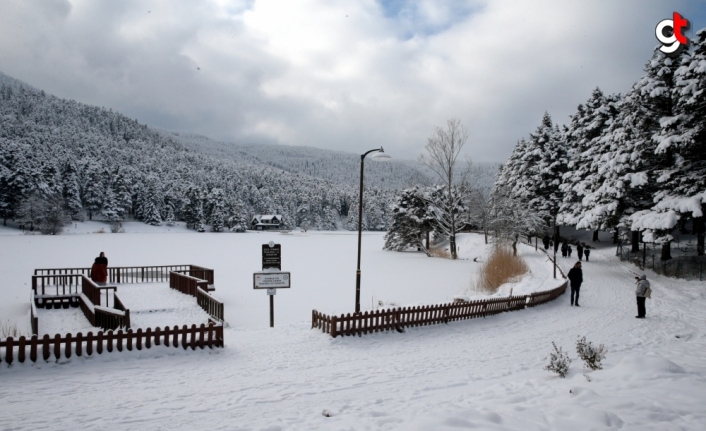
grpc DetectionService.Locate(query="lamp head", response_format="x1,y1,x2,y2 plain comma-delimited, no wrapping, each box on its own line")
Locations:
371,150,391,162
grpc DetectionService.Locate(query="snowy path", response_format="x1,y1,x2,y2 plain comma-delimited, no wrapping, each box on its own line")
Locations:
2,235,705,430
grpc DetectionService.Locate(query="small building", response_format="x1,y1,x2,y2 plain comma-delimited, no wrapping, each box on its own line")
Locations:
251,214,282,230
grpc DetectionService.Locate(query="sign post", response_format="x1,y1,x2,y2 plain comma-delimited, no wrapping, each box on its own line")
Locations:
255,242,290,327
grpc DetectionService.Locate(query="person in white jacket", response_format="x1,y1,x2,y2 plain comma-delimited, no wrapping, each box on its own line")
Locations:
635,275,650,318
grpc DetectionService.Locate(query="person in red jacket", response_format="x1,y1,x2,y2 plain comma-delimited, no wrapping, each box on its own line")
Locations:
90,252,108,284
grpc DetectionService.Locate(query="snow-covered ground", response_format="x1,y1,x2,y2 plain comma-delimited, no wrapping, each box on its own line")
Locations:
1,223,705,430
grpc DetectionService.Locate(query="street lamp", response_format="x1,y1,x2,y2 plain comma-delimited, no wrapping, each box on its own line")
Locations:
355,147,391,314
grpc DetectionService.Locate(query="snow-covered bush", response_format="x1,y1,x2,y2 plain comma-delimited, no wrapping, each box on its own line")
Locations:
576,336,606,370
544,342,571,378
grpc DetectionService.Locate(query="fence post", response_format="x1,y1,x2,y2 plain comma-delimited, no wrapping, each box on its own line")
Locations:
331,316,338,338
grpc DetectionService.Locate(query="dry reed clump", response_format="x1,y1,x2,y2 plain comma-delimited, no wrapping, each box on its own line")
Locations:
475,246,529,294
0,320,21,339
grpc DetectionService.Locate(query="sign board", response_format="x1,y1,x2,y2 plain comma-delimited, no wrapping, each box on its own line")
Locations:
254,272,291,289
262,243,281,270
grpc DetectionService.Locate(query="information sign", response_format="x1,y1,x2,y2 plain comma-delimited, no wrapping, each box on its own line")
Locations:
253,272,291,289
262,243,281,270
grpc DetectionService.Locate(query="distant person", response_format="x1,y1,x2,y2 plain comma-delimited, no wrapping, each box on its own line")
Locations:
567,244,573,258
567,261,583,307
561,243,568,258
635,275,650,318
577,242,584,261
90,251,108,284
543,235,550,250
584,247,591,262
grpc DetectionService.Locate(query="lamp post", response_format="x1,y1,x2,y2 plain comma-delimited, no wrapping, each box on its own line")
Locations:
355,147,391,314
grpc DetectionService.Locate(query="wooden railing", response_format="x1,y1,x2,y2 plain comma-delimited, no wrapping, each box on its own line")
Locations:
197,287,224,322
30,293,38,336
34,265,211,285
95,306,130,331
0,323,224,365
32,274,83,308
189,265,214,286
169,272,208,297
312,280,568,338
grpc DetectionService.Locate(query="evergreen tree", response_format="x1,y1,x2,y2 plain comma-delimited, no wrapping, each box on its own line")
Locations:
647,30,706,255
61,161,83,220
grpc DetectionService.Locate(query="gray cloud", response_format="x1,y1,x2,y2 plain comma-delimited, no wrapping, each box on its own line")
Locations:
0,0,700,163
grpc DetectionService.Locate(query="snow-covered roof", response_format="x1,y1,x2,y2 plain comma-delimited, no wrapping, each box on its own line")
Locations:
252,214,282,222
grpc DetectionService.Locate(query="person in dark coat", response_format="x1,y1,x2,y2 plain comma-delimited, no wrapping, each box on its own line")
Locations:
584,247,591,262
577,243,584,261
543,235,550,250
90,251,108,284
567,261,583,306
567,244,573,258
561,243,568,258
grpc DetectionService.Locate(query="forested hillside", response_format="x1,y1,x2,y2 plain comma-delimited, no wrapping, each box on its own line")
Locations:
159,130,432,191
0,72,395,232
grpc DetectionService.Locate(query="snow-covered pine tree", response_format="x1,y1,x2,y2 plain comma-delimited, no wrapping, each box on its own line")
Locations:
627,48,687,260
205,188,227,232
558,88,620,239
100,185,121,222
384,186,435,254
297,199,311,232
182,185,204,230
646,29,706,255
514,113,567,242
140,176,163,226
81,164,104,221
113,168,133,220
61,161,83,220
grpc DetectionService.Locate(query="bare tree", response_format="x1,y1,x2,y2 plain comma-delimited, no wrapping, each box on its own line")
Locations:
419,118,469,259
489,186,545,256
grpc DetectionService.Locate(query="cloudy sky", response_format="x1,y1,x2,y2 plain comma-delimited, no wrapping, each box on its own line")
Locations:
1,0,705,162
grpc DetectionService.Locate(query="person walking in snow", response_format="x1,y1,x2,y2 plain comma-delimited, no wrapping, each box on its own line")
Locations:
577,242,584,261
567,261,583,307
584,246,591,262
635,275,650,318
561,242,568,258
567,244,573,258
543,235,550,250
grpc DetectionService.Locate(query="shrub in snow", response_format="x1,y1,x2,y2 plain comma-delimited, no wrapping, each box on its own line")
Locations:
545,342,571,378
576,336,606,371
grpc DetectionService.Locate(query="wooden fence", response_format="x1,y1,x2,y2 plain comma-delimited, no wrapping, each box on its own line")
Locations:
78,294,130,331
197,287,224,322
169,272,209,297
34,265,214,286
0,323,224,365
312,281,568,338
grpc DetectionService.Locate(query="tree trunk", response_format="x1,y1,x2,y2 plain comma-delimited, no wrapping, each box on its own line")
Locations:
694,211,704,256
592,229,599,242
553,223,560,254
613,228,618,244
450,235,457,259
660,241,672,261
631,230,640,253
512,237,518,256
